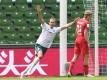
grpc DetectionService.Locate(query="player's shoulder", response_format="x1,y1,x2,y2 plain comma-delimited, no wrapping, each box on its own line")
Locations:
80,19,89,25
41,22,50,29
41,22,48,26
77,18,84,23
82,19,89,23
78,18,88,22
77,19,85,24
52,26,60,30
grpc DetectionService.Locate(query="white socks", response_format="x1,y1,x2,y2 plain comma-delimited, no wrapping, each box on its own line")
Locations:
27,57,40,74
20,57,40,78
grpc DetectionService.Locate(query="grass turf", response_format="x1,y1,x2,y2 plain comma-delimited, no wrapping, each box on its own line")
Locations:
0,76,107,80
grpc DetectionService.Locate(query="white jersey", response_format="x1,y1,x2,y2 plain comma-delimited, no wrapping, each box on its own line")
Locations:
36,23,61,48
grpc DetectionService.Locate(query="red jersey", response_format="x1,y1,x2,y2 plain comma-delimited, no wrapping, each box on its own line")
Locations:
74,18,90,55
76,18,89,37
75,18,89,42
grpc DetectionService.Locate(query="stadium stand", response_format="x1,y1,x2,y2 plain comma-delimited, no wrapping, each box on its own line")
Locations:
0,0,106,44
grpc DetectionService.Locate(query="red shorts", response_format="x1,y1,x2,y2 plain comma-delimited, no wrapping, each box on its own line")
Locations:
74,36,89,55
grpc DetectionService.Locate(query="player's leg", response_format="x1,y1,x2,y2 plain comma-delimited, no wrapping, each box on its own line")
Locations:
83,52,94,77
83,53,89,76
67,42,80,76
83,54,94,77
82,42,94,77
26,44,47,74
20,44,47,78
68,54,79,73
20,50,42,78
81,42,89,76
67,53,79,77
26,50,43,74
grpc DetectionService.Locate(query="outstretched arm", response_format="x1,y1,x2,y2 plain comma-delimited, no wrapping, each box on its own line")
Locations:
36,5,45,24
60,17,80,31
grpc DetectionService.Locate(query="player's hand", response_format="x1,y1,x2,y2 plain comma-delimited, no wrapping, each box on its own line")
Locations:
36,5,42,12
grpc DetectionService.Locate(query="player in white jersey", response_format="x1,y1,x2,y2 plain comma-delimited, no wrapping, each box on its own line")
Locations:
20,5,79,78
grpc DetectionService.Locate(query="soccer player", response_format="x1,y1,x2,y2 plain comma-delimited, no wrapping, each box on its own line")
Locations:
20,5,79,78
67,10,94,77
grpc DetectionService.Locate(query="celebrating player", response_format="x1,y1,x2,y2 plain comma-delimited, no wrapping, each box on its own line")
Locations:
67,10,94,77
20,5,79,78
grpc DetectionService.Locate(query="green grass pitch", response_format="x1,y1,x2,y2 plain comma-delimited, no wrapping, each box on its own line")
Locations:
0,76,107,80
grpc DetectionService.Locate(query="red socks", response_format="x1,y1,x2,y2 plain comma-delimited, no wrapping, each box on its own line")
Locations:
67,61,75,73
84,65,88,75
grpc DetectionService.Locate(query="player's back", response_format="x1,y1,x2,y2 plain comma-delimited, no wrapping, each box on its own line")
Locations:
75,18,89,42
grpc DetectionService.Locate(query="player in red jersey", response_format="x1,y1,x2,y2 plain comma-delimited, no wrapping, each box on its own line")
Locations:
67,10,94,77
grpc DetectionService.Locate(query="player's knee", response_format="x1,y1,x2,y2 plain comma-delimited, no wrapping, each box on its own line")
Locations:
36,50,44,59
37,53,43,59
72,54,79,61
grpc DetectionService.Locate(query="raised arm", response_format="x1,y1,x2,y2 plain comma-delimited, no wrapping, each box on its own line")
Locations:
61,17,80,31
36,5,45,24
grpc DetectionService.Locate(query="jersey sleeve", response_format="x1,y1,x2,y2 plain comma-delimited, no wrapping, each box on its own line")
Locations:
54,27,62,33
41,22,49,29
